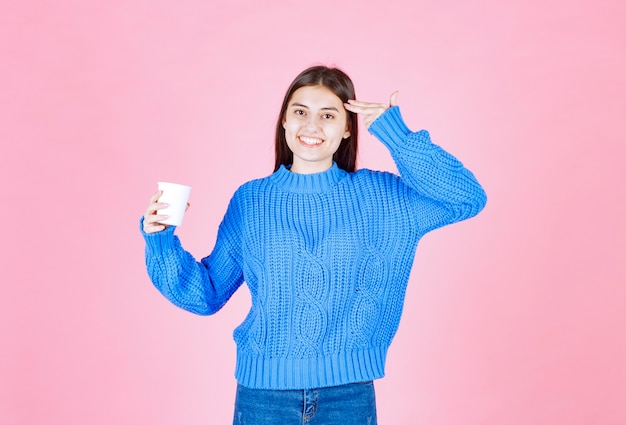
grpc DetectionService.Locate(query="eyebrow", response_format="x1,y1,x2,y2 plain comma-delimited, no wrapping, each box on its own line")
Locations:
290,102,340,112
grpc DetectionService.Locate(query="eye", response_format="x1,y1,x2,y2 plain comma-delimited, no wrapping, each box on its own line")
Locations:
294,109,306,116
322,113,335,119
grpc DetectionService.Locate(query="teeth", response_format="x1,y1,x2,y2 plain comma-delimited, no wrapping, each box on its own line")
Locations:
300,136,323,145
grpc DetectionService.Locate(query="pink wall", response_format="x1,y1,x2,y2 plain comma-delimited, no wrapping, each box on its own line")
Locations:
2,0,624,423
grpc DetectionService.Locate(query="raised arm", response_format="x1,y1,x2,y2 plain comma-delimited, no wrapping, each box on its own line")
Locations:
345,94,487,233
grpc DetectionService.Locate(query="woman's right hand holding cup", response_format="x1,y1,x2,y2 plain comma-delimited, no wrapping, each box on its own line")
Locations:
142,190,169,234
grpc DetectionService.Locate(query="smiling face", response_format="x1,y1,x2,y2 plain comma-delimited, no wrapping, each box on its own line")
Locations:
282,85,351,174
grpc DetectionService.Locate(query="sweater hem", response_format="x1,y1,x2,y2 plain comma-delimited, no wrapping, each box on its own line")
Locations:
234,346,388,390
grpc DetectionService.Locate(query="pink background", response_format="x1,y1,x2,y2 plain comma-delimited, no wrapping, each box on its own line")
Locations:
2,0,625,424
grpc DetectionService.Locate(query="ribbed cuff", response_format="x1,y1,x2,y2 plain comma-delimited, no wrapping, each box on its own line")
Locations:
139,217,178,253
368,106,432,154
368,106,411,147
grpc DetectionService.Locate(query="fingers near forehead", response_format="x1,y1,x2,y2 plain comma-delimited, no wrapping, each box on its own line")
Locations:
347,99,388,107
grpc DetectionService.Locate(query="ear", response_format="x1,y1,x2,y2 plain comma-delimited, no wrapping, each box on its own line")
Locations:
343,129,351,139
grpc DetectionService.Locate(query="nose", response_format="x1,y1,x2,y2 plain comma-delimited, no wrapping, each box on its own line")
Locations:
305,115,320,132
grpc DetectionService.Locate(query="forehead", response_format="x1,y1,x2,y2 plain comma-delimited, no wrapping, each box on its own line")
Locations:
289,85,343,108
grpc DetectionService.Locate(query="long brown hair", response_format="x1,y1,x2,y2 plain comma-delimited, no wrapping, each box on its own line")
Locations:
274,66,358,172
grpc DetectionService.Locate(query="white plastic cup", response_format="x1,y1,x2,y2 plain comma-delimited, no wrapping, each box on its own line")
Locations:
157,182,192,226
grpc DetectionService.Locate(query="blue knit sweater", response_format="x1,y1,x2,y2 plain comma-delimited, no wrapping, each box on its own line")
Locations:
142,106,486,390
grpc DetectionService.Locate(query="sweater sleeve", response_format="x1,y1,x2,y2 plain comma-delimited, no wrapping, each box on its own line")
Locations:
140,193,244,315
368,106,487,233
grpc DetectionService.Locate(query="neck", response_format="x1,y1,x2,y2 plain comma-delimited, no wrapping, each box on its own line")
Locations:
290,160,333,175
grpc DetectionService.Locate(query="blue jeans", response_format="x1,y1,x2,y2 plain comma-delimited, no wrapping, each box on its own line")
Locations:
233,381,377,425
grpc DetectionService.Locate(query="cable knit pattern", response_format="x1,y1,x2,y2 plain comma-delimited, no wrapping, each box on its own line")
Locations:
141,106,487,390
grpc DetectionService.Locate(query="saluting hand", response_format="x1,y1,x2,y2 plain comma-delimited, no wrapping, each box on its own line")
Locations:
344,91,399,129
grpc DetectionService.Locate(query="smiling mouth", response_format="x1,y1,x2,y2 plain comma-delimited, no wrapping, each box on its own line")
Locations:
299,136,323,146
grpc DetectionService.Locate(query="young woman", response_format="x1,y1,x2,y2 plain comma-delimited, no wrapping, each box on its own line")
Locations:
141,65,487,424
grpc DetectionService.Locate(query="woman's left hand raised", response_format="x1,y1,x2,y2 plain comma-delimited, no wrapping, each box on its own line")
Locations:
344,91,399,129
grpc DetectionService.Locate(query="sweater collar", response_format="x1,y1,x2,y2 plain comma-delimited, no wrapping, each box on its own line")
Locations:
270,162,348,194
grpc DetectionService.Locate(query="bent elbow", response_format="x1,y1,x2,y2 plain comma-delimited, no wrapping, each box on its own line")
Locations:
472,186,488,217
457,186,487,222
